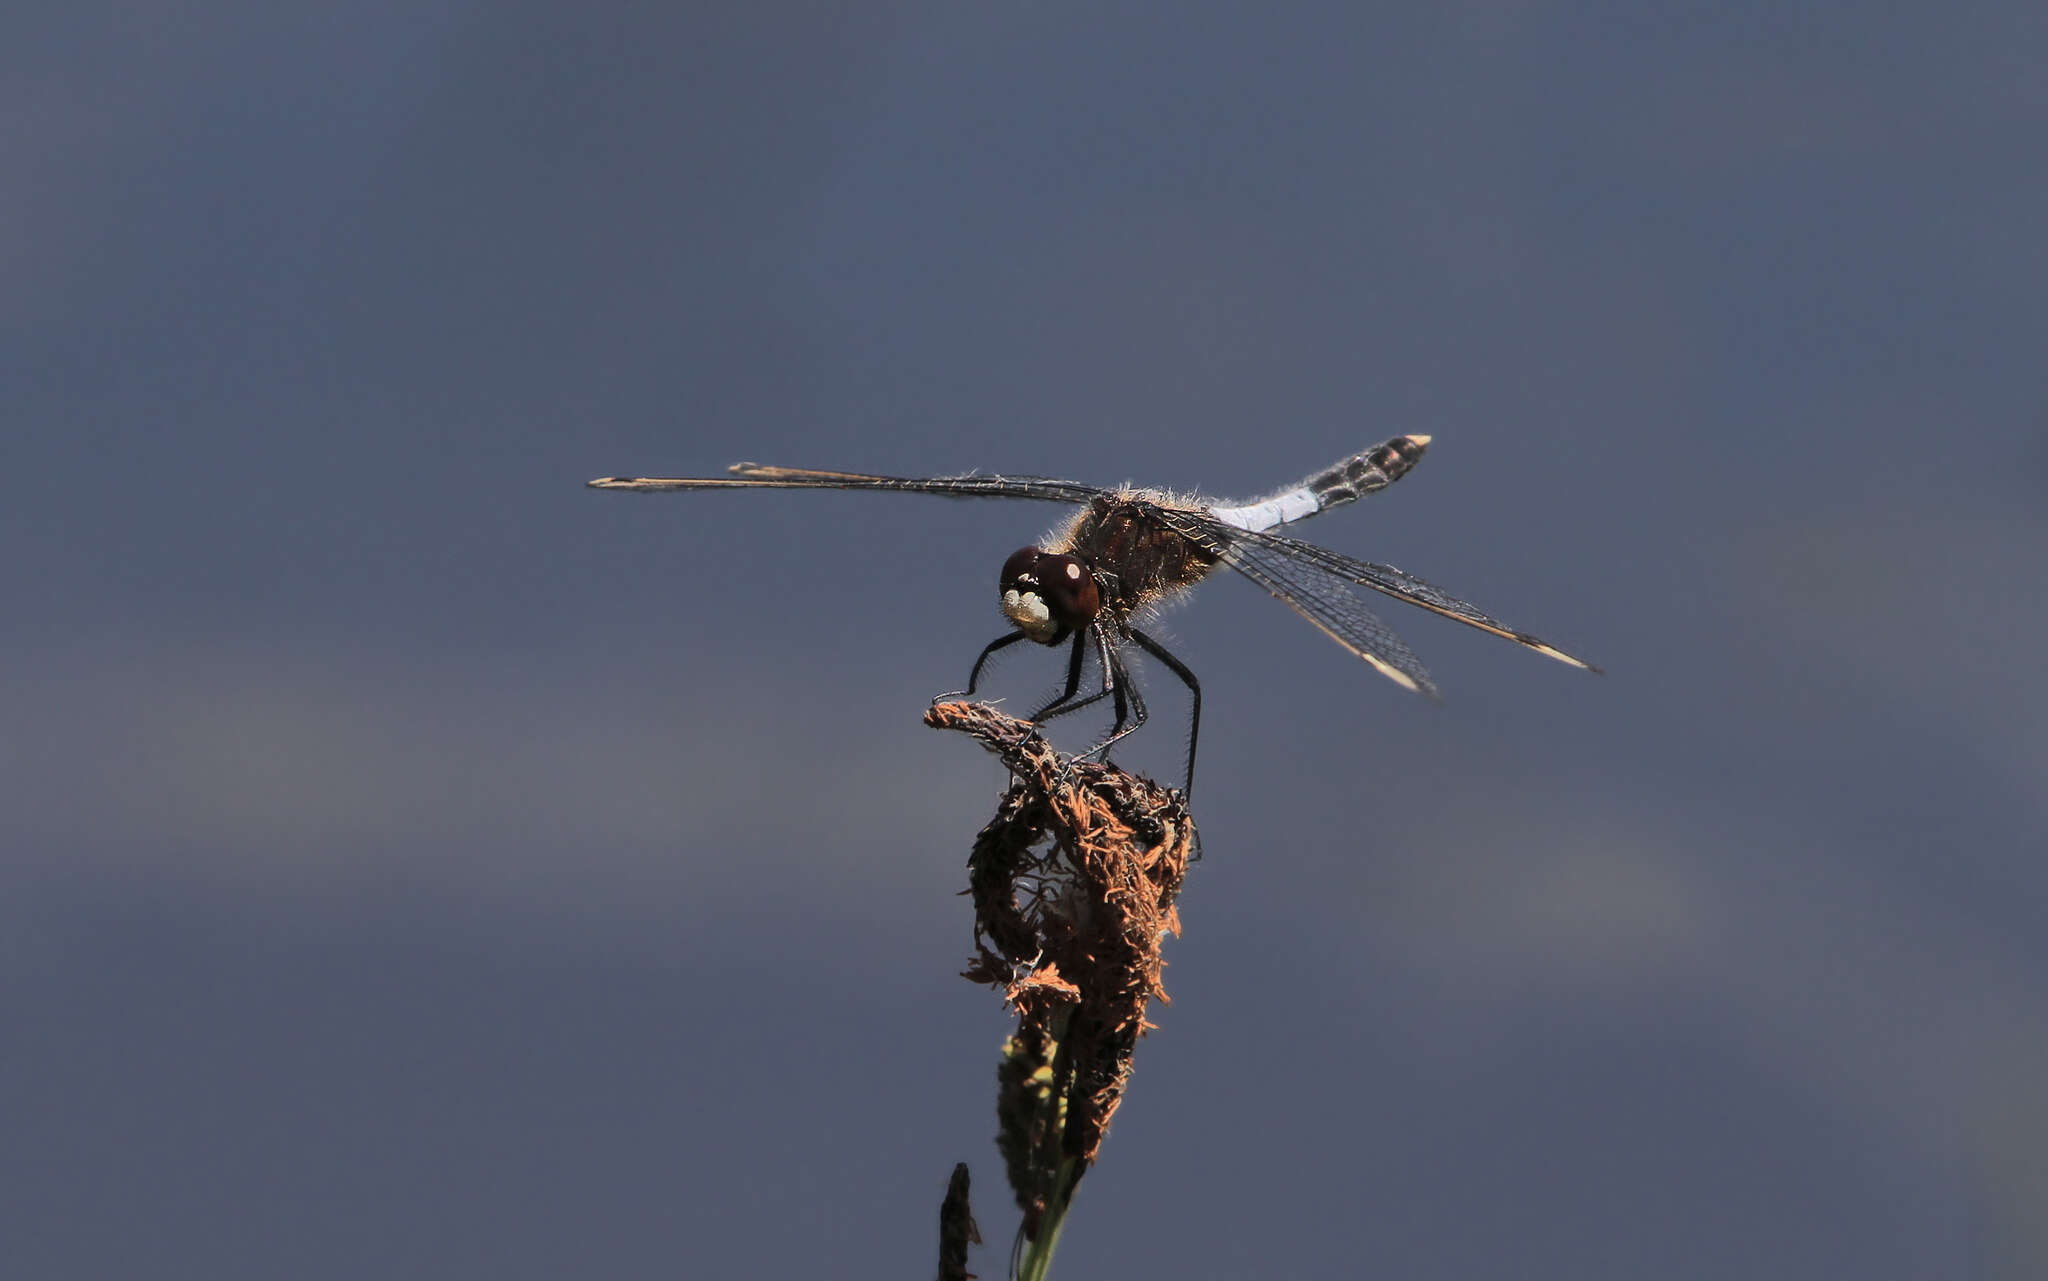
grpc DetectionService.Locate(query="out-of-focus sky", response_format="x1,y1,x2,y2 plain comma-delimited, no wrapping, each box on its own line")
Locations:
7,3,2046,1277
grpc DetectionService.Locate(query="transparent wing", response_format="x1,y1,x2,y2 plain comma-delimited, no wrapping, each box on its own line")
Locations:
1220,522,1601,672
589,463,1106,505
1226,535,1445,697
1149,507,1441,697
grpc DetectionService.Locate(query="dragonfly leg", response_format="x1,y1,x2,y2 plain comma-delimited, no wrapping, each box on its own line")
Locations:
1129,626,1200,796
1104,627,1138,734
1079,639,1151,762
1026,631,1091,721
1044,626,1132,724
935,631,1029,702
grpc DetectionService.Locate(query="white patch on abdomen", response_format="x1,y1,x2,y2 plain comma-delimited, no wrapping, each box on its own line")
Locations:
1208,486,1322,532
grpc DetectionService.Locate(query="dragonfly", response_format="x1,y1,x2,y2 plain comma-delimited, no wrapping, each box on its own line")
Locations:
589,435,1598,794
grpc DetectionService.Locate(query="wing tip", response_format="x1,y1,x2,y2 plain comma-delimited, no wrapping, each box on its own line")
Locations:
1360,652,1442,702
1522,637,1602,673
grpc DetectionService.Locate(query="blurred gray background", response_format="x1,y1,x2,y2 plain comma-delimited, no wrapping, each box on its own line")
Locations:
7,3,2045,1277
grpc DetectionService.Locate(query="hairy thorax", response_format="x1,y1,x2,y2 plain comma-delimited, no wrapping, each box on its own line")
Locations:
1049,493,1223,624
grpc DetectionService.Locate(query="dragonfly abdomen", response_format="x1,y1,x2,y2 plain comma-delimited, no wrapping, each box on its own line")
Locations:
1208,434,1431,533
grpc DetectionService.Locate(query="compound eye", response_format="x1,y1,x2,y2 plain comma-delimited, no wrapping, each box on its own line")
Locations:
1000,546,1042,589
1038,554,1101,624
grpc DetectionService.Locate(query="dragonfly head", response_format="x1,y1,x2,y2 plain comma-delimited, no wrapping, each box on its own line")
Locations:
1000,547,1100,644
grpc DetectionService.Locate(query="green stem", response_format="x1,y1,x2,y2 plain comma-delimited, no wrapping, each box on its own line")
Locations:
1010,1003,1079,1281
1015,1157,1079,1281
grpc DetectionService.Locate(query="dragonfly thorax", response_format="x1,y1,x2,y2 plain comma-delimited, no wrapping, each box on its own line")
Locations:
1000,547,1101,644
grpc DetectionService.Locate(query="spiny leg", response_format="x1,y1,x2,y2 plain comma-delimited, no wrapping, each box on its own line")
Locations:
936,631,1030,702
1033,626,1140,726
1079,639,1151,764
1102,626,1133,734
1038,625,1128,723
1129,626,1202,796
1027,631,1093,722
1035,684,1119,723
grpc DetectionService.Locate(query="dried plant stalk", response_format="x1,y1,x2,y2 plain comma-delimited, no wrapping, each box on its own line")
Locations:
926,701,1196,1280
937,1162,981,1281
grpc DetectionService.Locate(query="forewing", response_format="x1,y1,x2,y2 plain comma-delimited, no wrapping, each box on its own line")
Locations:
589,464,1103,505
